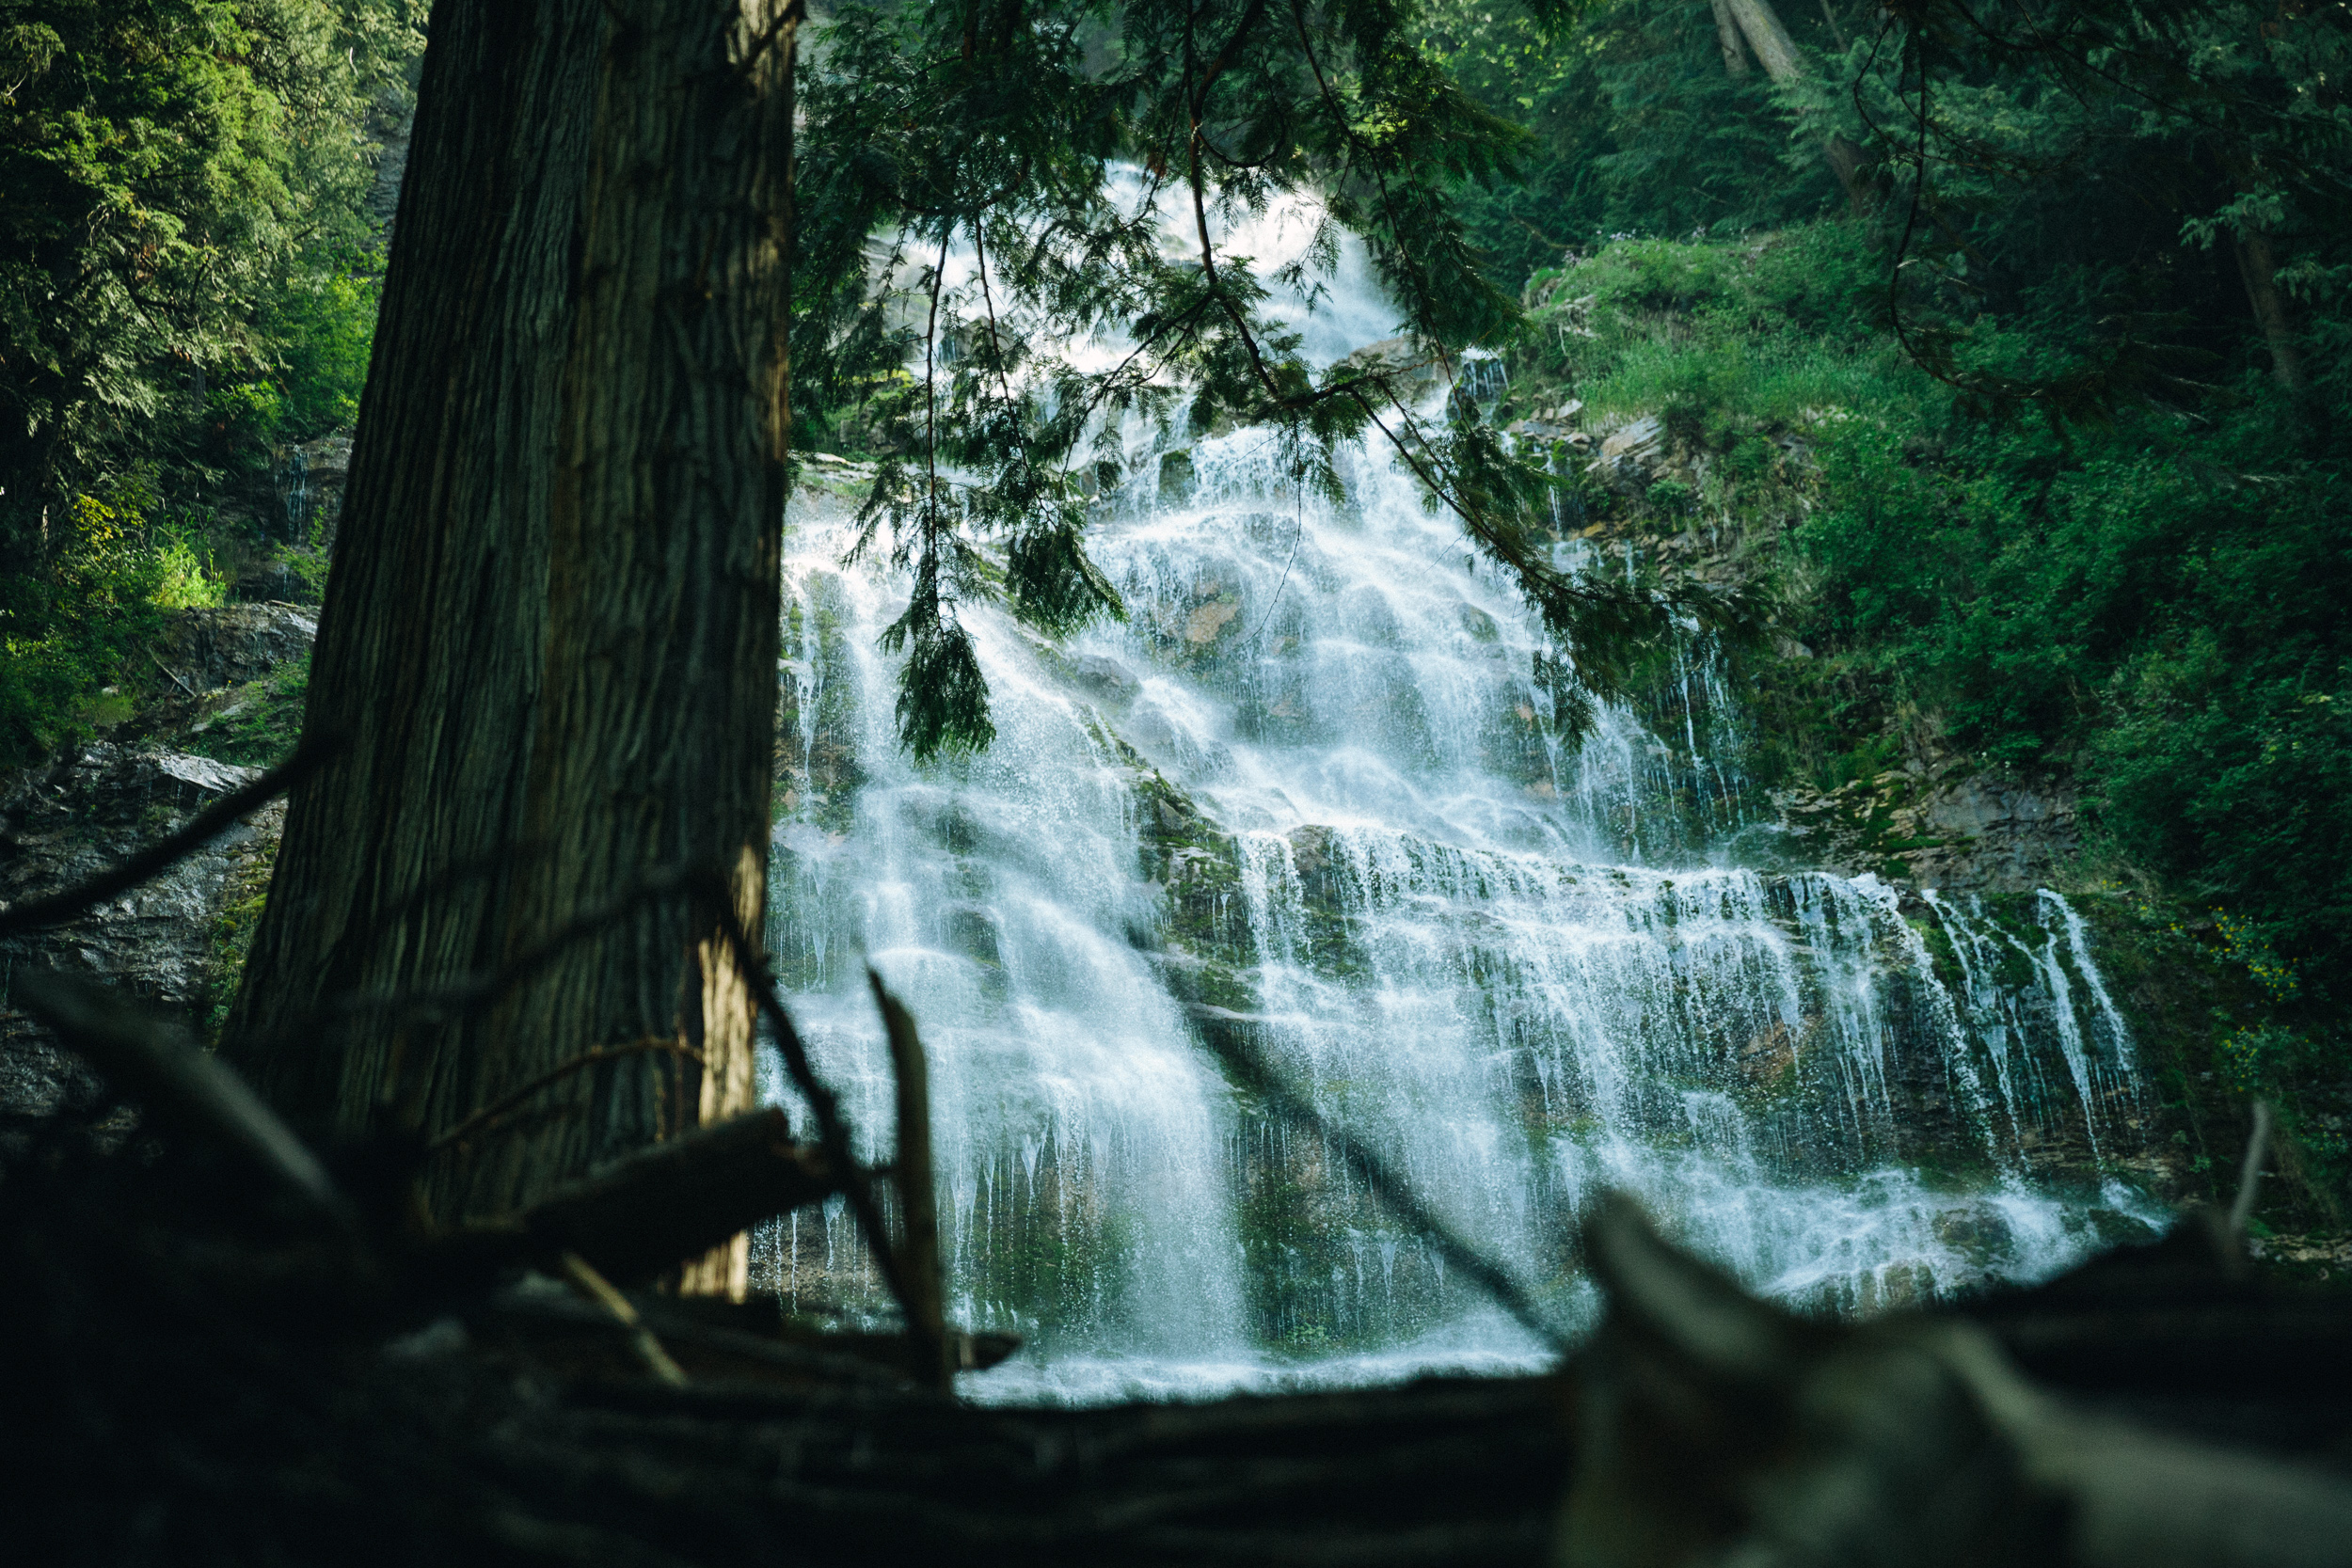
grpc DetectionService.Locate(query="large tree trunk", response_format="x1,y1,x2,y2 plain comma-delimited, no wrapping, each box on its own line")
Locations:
224,0,796,1294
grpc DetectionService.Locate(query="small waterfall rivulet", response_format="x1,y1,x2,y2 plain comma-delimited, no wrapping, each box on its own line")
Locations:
757,211,2166,1403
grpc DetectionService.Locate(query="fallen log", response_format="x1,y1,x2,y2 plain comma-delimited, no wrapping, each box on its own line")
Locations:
482,1105,839,1287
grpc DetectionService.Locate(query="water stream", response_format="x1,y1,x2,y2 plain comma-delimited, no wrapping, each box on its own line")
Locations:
758,230,2163,1403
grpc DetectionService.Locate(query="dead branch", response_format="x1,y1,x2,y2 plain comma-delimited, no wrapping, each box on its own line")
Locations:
560,1250,689,1387
12,970,357,1231
0,732,340,938
700,884,923,1338
426,1037,707,1158
511,1106,838,1286
146,646,200,700
874,969,950,1391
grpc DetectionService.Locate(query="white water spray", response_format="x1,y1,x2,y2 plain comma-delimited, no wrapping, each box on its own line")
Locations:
759,223,2164,1403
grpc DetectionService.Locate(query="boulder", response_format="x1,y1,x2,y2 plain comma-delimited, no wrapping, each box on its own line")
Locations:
1597,416,1666,479
0,746,282,1122
1069,654,1139,707
151,603,317,697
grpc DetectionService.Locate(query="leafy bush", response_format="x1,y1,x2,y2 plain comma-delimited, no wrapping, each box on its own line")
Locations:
0,493,230,764
1787,381,2351,987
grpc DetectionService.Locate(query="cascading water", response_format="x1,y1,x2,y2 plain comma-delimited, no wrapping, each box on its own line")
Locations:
758,217,2165,1403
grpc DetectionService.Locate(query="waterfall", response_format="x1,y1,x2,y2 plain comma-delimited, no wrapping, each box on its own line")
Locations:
759,236,2166,1403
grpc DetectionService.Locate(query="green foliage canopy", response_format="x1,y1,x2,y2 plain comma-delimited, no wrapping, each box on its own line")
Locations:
793,0,1742,759
0,0,420,526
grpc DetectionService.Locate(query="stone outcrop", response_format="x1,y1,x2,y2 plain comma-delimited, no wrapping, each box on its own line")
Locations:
1,747,281,1120
1,604,314,1123
151,603,319,698
1770,765,2080,894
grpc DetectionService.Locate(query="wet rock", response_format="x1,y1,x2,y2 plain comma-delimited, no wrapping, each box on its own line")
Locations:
1331,335,1441,390
1286,824,1335,877
1902,776,2079,893
1184,598,1239,644
150,603,316,699
945,905,1003,967
1597,416,1666,481
1934,1204,2016,1263
1069,654,1139,707
1769,767,2078,894
1735,1020,1795,1085
1157,449,1196,505
1456,602,1501,643
1,745,283,1120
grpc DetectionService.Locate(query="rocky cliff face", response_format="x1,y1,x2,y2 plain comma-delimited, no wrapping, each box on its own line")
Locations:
1768,767,2081,894
0,606,311,1126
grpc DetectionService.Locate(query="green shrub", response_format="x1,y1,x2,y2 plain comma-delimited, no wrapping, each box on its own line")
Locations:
0,493,230,765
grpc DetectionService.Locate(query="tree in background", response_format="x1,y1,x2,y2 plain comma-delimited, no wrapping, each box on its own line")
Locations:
789,0,1750,760
223,0,797,1293
0,0,421,528
0,0,422,764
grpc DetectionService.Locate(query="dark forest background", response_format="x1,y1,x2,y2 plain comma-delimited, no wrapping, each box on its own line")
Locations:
4,0,2345,1153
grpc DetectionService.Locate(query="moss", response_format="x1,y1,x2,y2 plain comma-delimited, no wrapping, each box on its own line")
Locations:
183,653,310,768
202,847,275,1043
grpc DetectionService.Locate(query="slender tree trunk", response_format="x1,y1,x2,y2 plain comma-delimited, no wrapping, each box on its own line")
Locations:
2212,150,2309,397
1710,0,1753,77
1718,0,1872,214
225,0,797,1294
2233,231,2306,393
1719,0,1804,80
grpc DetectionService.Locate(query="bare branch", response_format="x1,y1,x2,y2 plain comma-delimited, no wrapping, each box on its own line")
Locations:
0,732,341,939
13,970,357,1232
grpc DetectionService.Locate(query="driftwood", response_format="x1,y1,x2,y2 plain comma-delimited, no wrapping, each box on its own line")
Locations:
1561,1194,2352,1568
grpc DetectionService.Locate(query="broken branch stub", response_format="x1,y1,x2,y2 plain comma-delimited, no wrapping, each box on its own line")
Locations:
872,970,950,1392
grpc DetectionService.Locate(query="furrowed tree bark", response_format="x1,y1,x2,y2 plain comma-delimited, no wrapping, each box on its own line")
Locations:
464,0,797,1295
224,0,798,1292
220,0,598,1129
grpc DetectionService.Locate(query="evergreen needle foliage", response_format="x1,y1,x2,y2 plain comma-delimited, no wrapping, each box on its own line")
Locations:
795,0,1739,759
